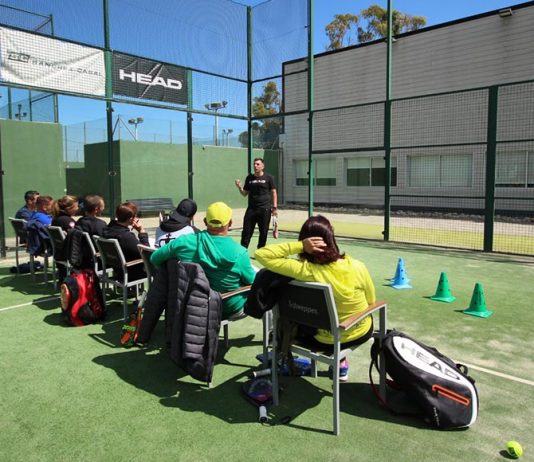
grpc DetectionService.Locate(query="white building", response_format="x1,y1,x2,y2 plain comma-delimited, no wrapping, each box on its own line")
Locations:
282,1,534,213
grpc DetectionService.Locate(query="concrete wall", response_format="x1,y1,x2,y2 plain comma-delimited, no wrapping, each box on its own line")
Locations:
1,120,65,237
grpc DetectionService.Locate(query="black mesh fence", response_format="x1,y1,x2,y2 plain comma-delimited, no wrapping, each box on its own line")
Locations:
1,1,533,257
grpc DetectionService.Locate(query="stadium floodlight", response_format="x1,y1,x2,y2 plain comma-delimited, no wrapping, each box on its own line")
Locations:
204,101,228,145
128,117,144,141
498,8,513,17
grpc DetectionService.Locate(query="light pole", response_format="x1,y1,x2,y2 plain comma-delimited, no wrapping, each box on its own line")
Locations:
128,117,144,141
204,101,227,146
15,104,27,121
222,128,233,146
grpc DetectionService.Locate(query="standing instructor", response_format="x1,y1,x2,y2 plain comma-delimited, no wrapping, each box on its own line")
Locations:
235,157,277,249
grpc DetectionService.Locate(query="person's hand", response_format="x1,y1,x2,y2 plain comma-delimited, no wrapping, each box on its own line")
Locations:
302,237,326,254
271,207,278,217
132,217,144,233
235,179,241,188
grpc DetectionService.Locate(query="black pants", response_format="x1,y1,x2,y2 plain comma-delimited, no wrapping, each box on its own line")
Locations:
240,207,271,249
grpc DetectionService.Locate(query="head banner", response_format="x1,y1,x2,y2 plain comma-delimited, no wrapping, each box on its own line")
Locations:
112,53,188,105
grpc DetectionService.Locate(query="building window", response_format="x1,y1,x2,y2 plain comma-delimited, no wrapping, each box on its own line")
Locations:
408,154,472,187
346,156,397,186
295,158,336,186
496,151,534,188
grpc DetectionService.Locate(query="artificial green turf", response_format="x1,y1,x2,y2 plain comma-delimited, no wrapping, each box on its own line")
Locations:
278,220,534,255
1,240,533,462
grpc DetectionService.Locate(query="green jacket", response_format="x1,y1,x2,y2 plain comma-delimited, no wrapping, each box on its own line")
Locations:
255,241,375,344
150,231,256,318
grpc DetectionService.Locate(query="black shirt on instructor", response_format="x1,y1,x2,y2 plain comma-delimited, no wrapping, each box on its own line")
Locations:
235,157,278,249
244,173,275,208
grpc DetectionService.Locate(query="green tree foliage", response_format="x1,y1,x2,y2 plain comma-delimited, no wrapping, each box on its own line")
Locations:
325,14,359,51
239,81,282,149
325,4,426,50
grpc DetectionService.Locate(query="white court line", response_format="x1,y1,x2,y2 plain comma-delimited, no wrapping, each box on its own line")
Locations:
0,296,59,312
462,362,534,387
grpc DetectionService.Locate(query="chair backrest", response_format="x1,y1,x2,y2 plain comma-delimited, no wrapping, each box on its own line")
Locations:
277,281,338,331
137,244,156,282
46,225,68,261
9,217,28,238
94,237,127,272
83,232,98,260
46,225,66,247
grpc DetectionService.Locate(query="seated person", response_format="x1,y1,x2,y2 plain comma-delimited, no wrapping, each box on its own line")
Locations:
150,201,256,320
25,195,54,256
51,195,79,232
30,195,54,226
102,202,149,280
15,190,39,220
255,215,376,382
154,198,199,248
76,194,107,236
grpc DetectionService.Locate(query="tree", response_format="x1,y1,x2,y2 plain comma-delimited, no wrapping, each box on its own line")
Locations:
325,4,426,50
324,14,359,51
358,5,426,43
239,81,282,149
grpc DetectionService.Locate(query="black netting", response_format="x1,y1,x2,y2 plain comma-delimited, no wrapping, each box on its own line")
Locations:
252,0,308,81
0,0,103,45
109,0,247,80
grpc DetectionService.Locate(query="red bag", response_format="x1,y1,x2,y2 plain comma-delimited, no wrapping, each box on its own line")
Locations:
60,269,105,326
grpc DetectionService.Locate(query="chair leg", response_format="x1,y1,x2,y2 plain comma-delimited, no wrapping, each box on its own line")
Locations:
224,322,229,349
332,363,340,436
271,320,280,406
30,255,35,281
44,255,49,285
123,286,128,321
52,260,57,290
15,237,20,271
262,311,272,367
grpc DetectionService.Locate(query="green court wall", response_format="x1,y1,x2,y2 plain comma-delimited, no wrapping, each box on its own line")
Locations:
65,142,277,213
1,120,65,238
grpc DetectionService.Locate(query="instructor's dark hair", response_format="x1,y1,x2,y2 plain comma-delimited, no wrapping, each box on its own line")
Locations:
298,215,344,265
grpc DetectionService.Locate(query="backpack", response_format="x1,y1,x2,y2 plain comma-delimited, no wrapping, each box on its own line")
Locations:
60,269,105,326
370,330,478,429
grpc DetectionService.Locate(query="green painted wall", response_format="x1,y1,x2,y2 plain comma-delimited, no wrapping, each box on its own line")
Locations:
65,142,277,215
1,120,65,237
119,140,188,205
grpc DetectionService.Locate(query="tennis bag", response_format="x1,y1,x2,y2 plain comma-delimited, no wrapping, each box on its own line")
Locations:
60,269,105,326
370,330,478,429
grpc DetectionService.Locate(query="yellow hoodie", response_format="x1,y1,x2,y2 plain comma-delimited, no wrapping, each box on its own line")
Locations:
255,241,375,344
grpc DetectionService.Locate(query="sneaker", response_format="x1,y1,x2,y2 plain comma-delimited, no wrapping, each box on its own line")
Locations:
339,359,349,382
330,359,349,382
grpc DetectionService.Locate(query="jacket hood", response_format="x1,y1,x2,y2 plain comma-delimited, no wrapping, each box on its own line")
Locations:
196,232,239,270
160,215,190,232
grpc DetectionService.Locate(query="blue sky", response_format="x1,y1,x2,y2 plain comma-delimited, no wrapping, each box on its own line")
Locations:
53,0,521,148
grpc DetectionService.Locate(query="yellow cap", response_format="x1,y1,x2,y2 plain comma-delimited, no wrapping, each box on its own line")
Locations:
205,202,232,228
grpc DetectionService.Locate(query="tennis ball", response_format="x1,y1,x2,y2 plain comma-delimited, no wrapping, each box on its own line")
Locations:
506,441,523,459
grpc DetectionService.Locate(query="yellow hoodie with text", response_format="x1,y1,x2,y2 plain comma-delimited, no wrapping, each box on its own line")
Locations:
255,241,375,344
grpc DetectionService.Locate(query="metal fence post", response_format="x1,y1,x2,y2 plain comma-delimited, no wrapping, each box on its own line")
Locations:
484,86,498,252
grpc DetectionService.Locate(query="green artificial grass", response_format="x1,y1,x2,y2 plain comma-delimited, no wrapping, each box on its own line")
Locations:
279,219,534,255
1,240,533,462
